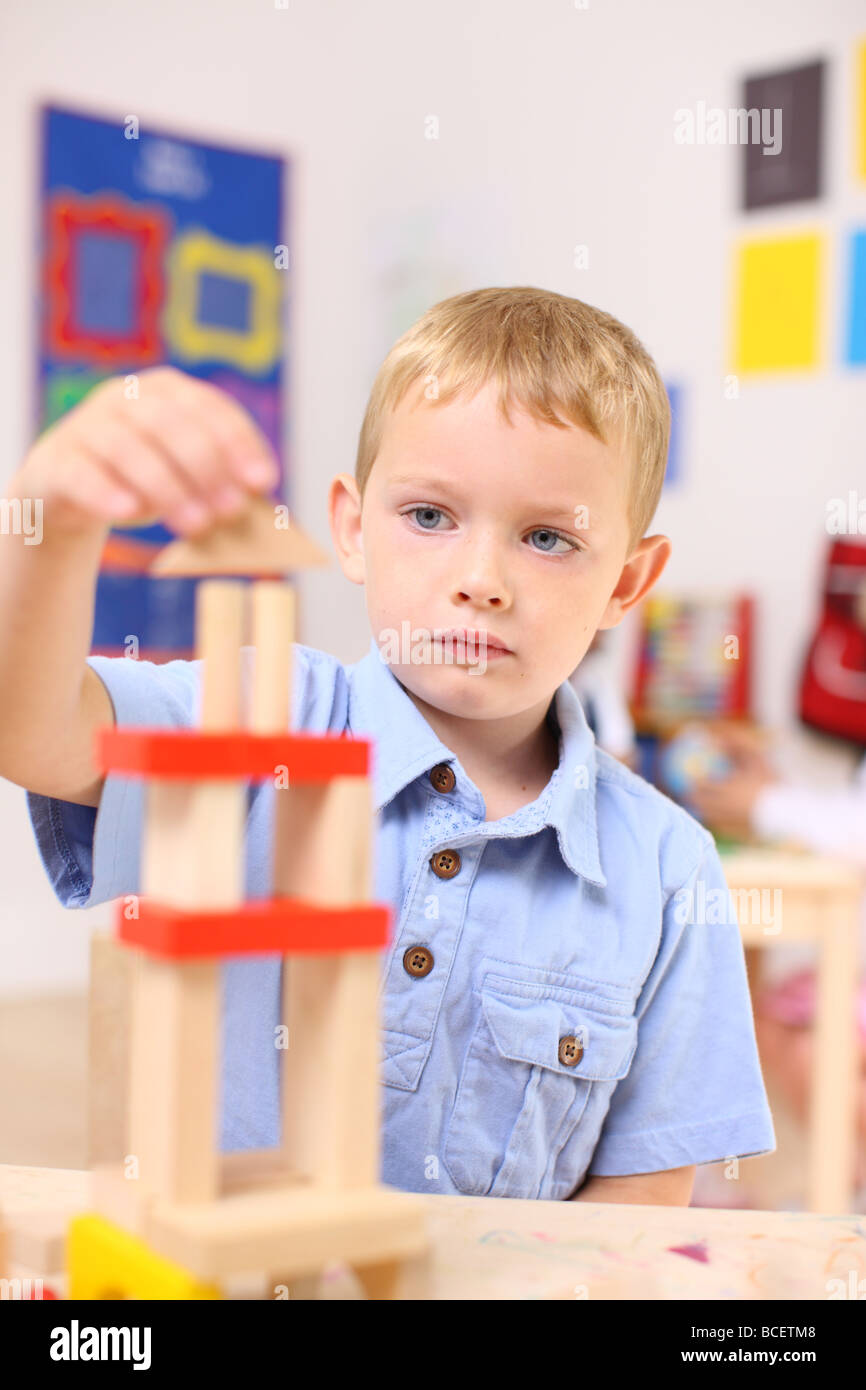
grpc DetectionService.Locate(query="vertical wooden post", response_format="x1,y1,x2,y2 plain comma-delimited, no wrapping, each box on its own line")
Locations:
128,581,246,1204
87,932,133,1168
276,776,380,1188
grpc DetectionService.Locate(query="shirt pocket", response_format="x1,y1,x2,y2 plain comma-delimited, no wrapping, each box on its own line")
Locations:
442,970,638,1200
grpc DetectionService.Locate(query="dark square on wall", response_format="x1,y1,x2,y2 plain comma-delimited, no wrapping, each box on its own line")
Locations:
742,59,824,210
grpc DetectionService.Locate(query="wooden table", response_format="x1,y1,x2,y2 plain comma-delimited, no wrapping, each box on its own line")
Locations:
721,847,864,1215
2,1164,866,1300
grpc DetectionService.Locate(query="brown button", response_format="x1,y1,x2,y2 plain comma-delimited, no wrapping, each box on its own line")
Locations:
430,848,461,879
558,1035,584,1067
403,945,434,978
429,763,456,794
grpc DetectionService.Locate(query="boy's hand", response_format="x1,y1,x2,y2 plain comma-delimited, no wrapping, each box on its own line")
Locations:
14,366,280,539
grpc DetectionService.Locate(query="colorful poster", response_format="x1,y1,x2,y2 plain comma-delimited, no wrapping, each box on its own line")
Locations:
37,104,288,658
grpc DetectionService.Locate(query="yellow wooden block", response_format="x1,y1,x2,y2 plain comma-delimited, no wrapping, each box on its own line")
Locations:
67,1213,222,1300
731,232,824,373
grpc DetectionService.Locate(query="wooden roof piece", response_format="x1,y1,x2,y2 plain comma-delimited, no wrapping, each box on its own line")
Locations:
149,495,330,577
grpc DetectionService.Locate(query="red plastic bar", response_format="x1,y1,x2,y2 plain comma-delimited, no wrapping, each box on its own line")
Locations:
115,896,391,959
94,727,370,781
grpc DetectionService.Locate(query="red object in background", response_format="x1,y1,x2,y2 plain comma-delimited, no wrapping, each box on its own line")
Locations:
798,538,866,745
44,192,168,364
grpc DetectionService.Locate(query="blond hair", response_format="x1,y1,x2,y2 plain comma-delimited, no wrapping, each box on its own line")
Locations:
355,286,670,551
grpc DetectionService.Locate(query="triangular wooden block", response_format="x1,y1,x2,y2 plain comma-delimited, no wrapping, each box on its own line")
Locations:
149,496,330,577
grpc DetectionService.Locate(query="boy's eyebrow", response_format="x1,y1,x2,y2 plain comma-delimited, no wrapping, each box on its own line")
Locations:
386,474,453,490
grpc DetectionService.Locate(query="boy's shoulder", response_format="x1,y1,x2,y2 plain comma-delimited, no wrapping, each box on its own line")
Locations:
592,743,716,887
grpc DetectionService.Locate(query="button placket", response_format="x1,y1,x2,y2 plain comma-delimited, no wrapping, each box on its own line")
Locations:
381,837,484,1090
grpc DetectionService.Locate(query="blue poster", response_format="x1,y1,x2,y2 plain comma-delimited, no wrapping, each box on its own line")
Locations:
37,104,288,657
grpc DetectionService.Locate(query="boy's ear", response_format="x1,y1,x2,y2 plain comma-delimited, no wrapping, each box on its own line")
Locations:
328,473,366,585
597,533,671,629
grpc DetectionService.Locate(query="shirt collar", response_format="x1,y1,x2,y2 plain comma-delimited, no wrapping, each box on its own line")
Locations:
347,637,607,888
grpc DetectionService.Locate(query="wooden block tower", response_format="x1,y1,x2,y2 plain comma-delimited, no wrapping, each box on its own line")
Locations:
67,497,430,1300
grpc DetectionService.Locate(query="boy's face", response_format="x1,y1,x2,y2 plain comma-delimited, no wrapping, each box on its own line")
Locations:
330,380,669,726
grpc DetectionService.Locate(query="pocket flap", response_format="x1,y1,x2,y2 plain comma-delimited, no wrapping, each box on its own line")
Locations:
481,983,637,1082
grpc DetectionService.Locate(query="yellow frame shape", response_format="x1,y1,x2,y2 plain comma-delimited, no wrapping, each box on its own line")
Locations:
163,229,282,374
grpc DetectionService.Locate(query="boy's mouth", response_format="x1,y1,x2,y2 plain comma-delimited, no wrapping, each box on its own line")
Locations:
435,628,513,655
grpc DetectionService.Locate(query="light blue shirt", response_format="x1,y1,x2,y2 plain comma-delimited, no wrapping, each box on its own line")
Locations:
26,637,775,1199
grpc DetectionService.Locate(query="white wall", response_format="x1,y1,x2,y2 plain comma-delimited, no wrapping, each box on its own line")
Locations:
0,0,863,993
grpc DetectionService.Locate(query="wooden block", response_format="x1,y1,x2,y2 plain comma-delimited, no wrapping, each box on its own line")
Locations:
219,1150,307,1198
273,776,373,903
197,579,245,729
91,1163,155,1238
250,581,295,732
150,496,330,577
274,775,379,1185
144,1182,428,1281
127,953,221,1205
281,952,381,1188
87,932,133,1167
129,583,246,1200
142,780,246,908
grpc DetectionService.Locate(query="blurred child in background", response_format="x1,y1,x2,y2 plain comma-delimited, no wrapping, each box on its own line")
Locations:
690,726,866,1194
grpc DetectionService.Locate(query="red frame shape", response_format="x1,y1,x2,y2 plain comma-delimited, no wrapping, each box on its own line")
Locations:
44,192,168,363
116,896,391,958
94,727,370,780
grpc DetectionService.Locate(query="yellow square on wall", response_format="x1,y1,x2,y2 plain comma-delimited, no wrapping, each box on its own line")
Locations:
857,39,866,182
732,232,823,374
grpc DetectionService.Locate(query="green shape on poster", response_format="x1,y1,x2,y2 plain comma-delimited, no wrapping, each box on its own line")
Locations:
42,371,107,428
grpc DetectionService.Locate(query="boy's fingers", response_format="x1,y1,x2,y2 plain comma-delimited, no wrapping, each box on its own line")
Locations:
66,411,217,535
137,367,280,487
98,388,243,515
43,449,144,527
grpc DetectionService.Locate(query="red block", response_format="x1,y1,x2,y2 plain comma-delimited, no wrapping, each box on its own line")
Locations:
94,727,370,780
115,896,391,959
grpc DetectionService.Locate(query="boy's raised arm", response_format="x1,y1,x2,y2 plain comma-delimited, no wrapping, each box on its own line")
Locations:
0,494,113,805
0,367,280,807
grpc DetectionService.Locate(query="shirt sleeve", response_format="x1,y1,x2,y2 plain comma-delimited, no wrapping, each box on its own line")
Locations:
25,642,346,912
25,651,204,910
587,832,777,1175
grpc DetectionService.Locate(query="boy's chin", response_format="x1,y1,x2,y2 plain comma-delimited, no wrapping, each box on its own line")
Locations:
394,662,501,711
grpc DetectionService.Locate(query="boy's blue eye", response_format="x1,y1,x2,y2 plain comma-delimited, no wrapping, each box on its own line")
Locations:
404,508,578,554
528,528,576,555
412,506,445,529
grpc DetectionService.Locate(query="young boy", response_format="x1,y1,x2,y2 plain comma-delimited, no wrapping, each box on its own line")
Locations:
0,287,775,1207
